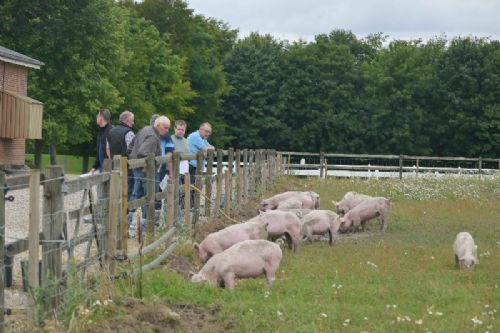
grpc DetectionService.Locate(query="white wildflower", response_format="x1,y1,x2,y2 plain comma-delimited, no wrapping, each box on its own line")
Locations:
405,315,411,322
264,291,270,298
430,256,435,260
471,317,483,326
484,304,490,308
277,310,283,317
435,312,443,316
364,317,368,321
415,319,423,325
320,313,327,318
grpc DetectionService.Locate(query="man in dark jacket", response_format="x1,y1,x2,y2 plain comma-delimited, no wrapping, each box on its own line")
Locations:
107,110,135,158
107,110,135,200
90,108,113,174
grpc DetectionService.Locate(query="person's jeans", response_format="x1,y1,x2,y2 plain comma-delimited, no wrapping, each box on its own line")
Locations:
131,168,147,219
127,168,134,202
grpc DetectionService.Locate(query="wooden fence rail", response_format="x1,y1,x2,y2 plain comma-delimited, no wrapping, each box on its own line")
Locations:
280,151,499,178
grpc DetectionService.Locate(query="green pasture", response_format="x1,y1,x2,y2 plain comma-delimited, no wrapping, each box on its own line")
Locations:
25,154,93,175
84,176,500,332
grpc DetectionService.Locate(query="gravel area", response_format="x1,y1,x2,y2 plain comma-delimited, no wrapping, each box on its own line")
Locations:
3,174,99,309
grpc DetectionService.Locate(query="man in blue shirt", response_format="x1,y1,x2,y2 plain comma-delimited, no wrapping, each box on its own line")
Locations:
187,122,215,206
187,122,215,175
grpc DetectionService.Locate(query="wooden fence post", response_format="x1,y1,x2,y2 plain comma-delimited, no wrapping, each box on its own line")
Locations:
120,156,128,253
213,172,223,220
0,172,5,333
478,156,482,179
167,180,175,229
261,150,267,193
216,149,223,177
248,150,255,196
27,169,40,325
184,172,191,236
324,154,329,178
224,171,231,215
228,148,234,203
205,150,214,217
42,165,64,309
319,152,325,178
145,154,156,239
399,155,403,180
172,152,180,225
234,150,241,209
242,149,249,203
192,153,203,228
106,170,119,276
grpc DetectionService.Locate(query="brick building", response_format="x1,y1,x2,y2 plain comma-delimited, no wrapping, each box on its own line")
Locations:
0,46,44,171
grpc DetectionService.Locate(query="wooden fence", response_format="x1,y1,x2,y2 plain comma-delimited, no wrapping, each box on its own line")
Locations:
281,152,500,179
0,148,282,330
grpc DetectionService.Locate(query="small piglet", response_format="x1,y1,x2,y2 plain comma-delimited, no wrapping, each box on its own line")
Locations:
193,222,268,263
189,240,283,290
453,232,478,271
301,210,341,245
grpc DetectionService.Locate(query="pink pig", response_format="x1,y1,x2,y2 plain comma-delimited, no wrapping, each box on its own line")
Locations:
340,197,390,232
301,210,341,245
248,210,303,252
332,191,372,216
189,240,282,290
193,222,268,263
261,191,320,211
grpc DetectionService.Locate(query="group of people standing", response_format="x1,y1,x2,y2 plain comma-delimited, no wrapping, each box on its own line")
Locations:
90,108,214,234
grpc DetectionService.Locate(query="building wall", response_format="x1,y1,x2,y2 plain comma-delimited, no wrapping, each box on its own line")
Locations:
0,61,28,166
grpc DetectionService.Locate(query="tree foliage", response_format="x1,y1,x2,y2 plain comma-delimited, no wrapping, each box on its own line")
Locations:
0,0,498,158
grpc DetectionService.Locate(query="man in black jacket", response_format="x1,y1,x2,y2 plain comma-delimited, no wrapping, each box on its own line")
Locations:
107,110,135,158
107,110,135,200
90,108,113,174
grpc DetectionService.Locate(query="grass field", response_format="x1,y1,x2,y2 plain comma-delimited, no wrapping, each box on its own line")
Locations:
25,153,93,174
75,176,499,332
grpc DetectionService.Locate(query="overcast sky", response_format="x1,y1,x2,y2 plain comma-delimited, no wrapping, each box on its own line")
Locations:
186,0,500,42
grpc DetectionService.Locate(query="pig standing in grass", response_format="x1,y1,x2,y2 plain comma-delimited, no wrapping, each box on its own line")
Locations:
248,210,303,252
340,197,390,232
332,191,372,216
276,198,303,210
189,240,283,290
453,232,478,271
193,222,268,263
301,210,341,245
261,191,320,211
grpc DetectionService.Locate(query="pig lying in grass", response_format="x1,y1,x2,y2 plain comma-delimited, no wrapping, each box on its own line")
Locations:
340,197,390,232
261,191,320,211
301,210,341,246
247,210,303,252
193,222,268,263
332,191,372,216
189,240,282,290
453,232,478,271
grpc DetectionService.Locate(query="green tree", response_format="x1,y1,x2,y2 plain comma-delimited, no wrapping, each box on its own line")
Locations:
132,0,238,146
221,33,285,148
0,0,126,162
435,37,500,157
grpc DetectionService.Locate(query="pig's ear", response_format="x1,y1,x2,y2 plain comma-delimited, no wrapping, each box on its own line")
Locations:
193,243,200,255
188,271,195,279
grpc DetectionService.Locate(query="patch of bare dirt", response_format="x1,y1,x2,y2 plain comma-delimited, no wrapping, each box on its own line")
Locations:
83,297,233,333
165,255,197,279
